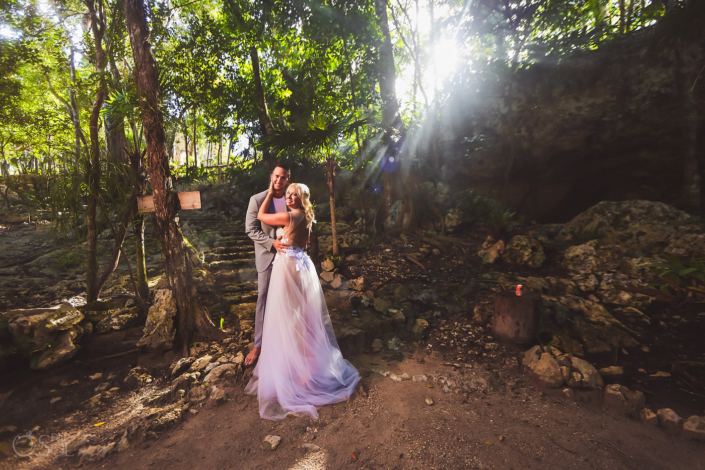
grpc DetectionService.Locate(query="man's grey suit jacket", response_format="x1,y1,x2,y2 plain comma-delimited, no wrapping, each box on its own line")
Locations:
245,189,289,272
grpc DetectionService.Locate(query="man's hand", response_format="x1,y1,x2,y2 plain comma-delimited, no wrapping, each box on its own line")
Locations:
272,235,291,254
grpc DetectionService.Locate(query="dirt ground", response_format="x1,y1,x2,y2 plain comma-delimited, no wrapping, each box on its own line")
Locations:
3,349,703,470
1,216,704,470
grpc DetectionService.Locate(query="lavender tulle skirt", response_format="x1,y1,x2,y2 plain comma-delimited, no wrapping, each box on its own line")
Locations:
244,247,360,420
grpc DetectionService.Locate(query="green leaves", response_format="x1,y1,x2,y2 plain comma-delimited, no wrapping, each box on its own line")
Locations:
649,253,705,299
262,113,366,162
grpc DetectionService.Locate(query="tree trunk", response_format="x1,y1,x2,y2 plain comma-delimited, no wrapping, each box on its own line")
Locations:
124,0,224,355
192,113,198,168
106,59,129,167
134,213,149,300
217,133,223,179
375,0,403,233
375,0,401,134
326,157,339,255
86,0,108,304
676,45,701,211
95,195,137,298
250,45,276,170
69,48,82,170
129,149,150,300
626,0,636,31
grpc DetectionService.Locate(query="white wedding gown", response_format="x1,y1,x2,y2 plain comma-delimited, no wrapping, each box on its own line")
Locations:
244,210,360,420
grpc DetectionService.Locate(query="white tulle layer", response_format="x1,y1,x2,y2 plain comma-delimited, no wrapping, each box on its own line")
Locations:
244,248,360,420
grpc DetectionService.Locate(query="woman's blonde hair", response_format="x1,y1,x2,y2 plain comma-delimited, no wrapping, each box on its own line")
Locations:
288,183,316,229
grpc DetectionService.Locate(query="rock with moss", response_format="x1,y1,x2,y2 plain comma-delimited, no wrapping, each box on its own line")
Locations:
504,235,545,268
444,208,464,232
95,309,139,334
477,236,505,264
138,289,177,352
541,295,636,355
556,201,686,252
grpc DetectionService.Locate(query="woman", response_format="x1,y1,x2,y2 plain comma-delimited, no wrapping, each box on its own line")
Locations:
244,181,360,420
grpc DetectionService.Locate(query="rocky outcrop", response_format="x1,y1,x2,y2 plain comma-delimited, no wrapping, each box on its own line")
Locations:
504,235,545,268
1,303,87,370
138,289,177,352
522,345,604,390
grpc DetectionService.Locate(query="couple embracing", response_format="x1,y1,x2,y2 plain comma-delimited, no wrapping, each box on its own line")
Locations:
243,163,360,420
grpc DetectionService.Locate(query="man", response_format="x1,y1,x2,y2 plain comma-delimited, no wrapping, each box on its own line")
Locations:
244,163,291,366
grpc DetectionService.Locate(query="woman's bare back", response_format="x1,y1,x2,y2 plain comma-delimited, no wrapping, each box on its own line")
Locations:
282,210,309,249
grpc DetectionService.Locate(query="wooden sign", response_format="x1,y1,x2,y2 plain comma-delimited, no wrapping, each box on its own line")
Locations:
137,191,201,213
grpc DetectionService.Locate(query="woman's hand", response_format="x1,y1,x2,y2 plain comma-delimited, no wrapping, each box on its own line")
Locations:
268,178,274,195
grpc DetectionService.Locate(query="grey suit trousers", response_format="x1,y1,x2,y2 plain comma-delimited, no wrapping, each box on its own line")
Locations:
254,263,273,348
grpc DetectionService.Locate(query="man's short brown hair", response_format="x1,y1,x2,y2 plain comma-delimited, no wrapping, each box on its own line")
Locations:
273,162,291,175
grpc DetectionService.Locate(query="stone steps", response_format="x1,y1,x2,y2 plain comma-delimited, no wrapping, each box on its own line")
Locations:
215,236,251,245
205,251,254,263
182,206,404,357
223,292,258,305
209,259,255,272
208,245,252,255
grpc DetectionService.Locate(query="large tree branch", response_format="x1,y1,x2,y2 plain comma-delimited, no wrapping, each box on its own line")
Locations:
44,72,88,147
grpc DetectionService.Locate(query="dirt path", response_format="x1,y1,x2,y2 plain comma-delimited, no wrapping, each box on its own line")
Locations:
77,353,702,470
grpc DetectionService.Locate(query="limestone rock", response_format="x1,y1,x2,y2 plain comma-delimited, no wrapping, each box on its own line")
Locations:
207,386,228,407
302,443,321,452
412,318,429,335
556,201,686,254
425,398,434,406
683,415,705,441
477,236,505,264
603,384,644,416
44,303,84,332
203,363,238,384
472,303,493,325
387,308,406,324
373,297,390,314
387,336,404,351
188,385,207,404
320,271,335,282
138,289,177,352
657,408,683,433
526,351,564,388
521,345,542,370
570,357,604,389
445,208,463,232
171,372,198,397
124,366,152,389
262,435,282,450
384,200,404,230
347,277,366,291
189,355,213,372
599,366,624,377
321,259,335,272
371,339,383,352
377,283,410,303
504,235,545,268
77,443,116,464
640,408,658,426
171,357,195,377
96,309,138,334
330,275,344,289
562,243,597,273
29,328,81,370
232,351,244,365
